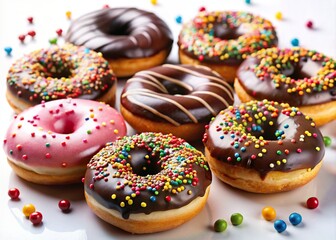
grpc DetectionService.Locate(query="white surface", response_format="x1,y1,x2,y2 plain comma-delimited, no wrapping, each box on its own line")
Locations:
1,0,336,239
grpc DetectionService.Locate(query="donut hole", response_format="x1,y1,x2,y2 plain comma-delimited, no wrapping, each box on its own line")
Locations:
38,59,72,79
52,118,77,134
283,58,322,80
213,23,249,40
248,123,279,141
164,82,190,95
104,21,132,36
128,148,163,176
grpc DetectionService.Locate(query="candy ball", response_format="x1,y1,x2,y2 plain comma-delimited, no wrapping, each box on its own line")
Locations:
275,12,283,20
4,47,13,56
262,206,276,221
214,219,228,232
291,38,300,46
175,16,183,24
323,136,332,147
58,199,71,212
306,20,313,29
22,204,36,217
150,0,157,5
28,30,36,37
27,16,34,24
230,213,243,226
8,188,20,200
18,34,26,43
65,11,72,20
306,197,319,209
29,212,43,225
289,212,302,226
49,38,58,45
274,219,287,233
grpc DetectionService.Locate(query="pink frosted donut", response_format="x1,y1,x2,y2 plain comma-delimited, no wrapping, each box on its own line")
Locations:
3,98,127,185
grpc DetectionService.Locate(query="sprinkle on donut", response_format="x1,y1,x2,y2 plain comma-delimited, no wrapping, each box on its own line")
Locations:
6,43,116,105
203,99,325,179
178,11,278,64
85,132,212,219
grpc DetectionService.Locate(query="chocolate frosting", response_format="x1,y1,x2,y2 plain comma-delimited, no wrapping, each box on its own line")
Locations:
6,44,116,105
84,133,212,219
65,8,174,59
237,56,336,106
203,100,325,179
121,64,234,126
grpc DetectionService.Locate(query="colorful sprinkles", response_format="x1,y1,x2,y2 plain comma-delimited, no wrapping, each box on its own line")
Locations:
86,132,211,218
178,11,277,62
6,43,115,103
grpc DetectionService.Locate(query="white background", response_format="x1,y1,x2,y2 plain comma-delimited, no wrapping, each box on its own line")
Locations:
0,0,336,239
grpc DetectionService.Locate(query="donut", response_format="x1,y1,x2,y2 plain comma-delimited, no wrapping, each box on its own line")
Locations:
3,99,127,185
235,47,336,126
203,100,325,193
65,8,173,78
178,10,278,83
84,132,212,234
120,64,234,142
6,43,116,113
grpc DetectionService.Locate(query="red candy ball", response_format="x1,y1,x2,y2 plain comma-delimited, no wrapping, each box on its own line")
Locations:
29,212,43,225
28,30,36,37
306,20,313,29
27,16,34,24
306,197,319,209
56,28,63,36
18,34,26,42
58,199,71,211
8,188,20,200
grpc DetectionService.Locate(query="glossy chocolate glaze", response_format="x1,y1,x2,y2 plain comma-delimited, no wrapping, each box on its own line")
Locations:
6,44,116,105
237,56,336,105
121,64,234,126
203,101,325,179
65,8,173,59
84,133,212,219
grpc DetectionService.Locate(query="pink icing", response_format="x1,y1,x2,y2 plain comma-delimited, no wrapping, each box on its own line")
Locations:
3,99,127,169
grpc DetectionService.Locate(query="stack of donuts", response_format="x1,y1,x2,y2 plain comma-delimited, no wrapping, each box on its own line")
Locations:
3,4,334,235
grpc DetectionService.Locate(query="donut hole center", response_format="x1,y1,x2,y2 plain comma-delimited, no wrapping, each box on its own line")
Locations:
249,124,280,141
164,82,190,95
213,24,248,40
38,60,72,79
283,58,322,80
128,148,163,176
52,118,77,134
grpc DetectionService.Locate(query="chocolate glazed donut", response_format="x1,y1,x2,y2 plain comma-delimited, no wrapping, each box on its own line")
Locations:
235,47,336,126
65,8,174,77
120,64,234,141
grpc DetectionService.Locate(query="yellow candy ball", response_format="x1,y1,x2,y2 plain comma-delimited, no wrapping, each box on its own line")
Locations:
66,11,72,20
150,0,157,5
275,12,283,20
22,204,36,217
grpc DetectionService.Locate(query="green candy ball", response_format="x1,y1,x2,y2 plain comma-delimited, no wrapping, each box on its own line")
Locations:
323,136,332,147
230,213,243,226
214,219,228,232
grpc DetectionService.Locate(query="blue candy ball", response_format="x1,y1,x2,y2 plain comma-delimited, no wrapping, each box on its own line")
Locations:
274,219,287,233
291,38,300,46
289,212,302,226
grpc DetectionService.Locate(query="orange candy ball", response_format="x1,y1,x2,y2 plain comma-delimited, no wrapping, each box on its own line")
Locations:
262,206,277,221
